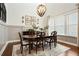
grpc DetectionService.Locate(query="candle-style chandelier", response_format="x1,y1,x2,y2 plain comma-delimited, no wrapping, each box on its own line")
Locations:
37,4,47,17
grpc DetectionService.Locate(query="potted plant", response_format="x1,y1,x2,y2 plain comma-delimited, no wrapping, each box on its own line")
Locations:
28,29,35,35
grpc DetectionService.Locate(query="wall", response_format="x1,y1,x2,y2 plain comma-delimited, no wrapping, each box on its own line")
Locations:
1,3,49,44
0,21,8,51
5,3,48,27
3,3,49,43
58,35,77,46
7,25,24,41
0,21,24,54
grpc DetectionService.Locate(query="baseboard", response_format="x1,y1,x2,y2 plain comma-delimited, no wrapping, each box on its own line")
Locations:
7,40,20,43
58,40,78,47
0,42,8,56
0,40,20,56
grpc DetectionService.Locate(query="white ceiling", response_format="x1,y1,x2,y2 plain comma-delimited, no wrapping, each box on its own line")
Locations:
46,3,77,16
6,3,77,16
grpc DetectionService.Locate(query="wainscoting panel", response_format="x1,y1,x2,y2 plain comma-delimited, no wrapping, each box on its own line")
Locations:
58,35,77,46
7,25,24,41
0,21,8,52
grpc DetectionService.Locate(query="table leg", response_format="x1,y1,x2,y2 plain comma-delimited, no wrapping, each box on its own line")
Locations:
29,41,31,54
54,37,57,47
31,42,33,50
54,39,57,47
49,39,51,49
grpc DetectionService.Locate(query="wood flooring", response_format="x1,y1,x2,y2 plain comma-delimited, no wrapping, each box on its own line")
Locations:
1,41,79,56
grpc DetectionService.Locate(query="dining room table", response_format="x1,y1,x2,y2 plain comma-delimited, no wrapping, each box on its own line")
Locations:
22,35,57,54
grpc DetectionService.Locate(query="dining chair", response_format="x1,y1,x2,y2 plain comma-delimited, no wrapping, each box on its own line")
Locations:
33,31,45,54
45,31,57,49
40,32,46,49
18,32,30,54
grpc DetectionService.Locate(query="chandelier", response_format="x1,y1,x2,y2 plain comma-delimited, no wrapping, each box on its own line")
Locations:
37,4,47,17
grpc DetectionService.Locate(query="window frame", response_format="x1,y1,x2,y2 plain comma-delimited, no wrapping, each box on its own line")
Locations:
48,11,78,37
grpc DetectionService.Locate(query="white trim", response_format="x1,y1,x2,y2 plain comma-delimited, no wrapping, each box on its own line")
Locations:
7,40,20,43
7,25,24,27
0,40,20,56
57,35,77,38
0,42,8,56
58,40,78,47
0,20,7,27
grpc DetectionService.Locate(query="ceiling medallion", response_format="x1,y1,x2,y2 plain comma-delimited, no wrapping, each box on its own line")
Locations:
37,4,47,17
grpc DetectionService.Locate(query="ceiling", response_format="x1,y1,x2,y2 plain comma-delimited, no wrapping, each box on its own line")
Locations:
46,3,77,16
5,3,77,17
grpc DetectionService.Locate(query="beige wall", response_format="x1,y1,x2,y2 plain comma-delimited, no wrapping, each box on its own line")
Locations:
7,25,23,41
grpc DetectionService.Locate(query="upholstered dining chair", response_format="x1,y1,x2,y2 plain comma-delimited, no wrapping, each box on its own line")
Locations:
39,32,46,51
18,32,30,54
33,31,45,54
45,31,57,49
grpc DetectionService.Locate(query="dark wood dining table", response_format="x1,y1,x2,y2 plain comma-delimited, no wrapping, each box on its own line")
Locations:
22,35,57,54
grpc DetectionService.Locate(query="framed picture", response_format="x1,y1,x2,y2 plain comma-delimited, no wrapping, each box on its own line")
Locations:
0,3,6,23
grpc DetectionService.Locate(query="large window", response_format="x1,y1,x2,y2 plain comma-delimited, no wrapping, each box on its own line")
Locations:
66,12,78,37
54,15,65,35
48,12,78,37
48,17,54,35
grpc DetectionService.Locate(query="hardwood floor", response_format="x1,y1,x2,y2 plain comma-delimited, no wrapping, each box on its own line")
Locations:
58,42,79,56
2,42,20,56
1,42,79,56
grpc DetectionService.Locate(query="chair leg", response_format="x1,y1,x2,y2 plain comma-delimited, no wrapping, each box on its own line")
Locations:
29,42,31,54
42,41,44,51
20,46,23,54
49,43,51,50
36,42,38,54
54,42,56,48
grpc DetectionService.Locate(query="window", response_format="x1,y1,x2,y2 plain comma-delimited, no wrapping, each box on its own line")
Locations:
48,17,54,35
54,15,65,35
66,12,78,37
48,12,78,37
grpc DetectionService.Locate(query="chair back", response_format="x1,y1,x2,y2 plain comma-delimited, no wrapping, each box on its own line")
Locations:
22,31,35,35
41,32,45,37
18,32,23,45
36,31,45,37
51,31,57,36
22,31,28,35
36,31,41,37
51,31,57,41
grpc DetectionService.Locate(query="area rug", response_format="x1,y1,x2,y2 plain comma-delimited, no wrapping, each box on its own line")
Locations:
12,44,70,56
